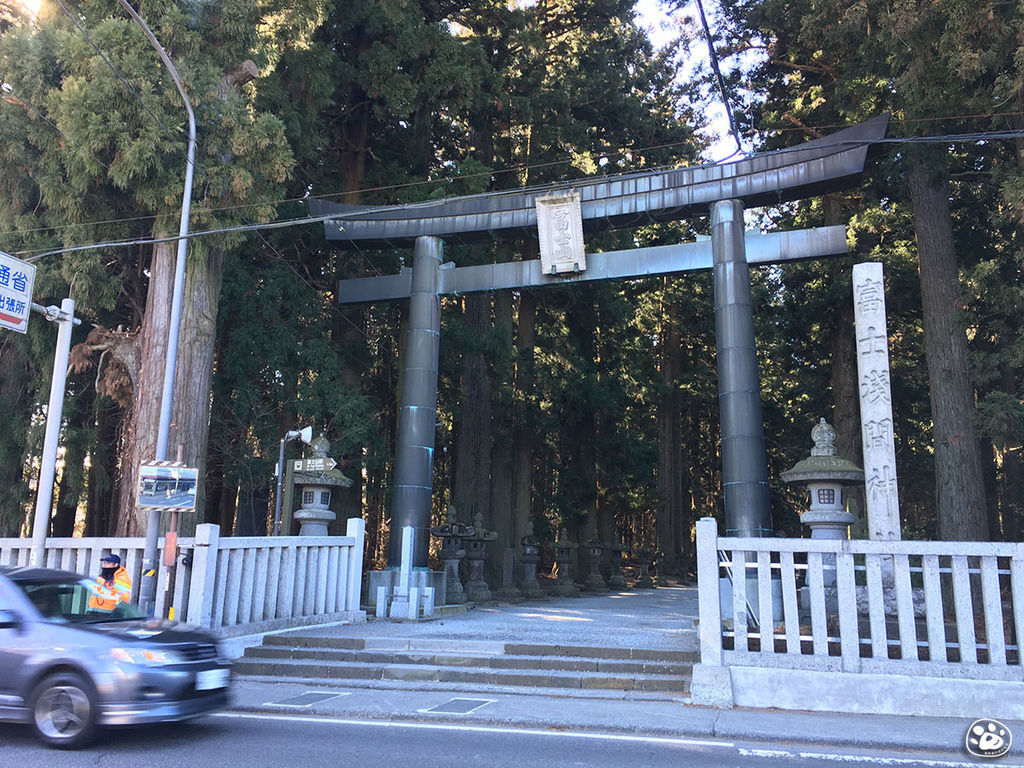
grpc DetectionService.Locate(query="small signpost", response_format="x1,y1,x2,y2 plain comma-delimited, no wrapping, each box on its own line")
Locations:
0,251,35,334
292,456,337,473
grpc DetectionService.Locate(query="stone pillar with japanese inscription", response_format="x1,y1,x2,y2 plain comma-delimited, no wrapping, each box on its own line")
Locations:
852,262,901,541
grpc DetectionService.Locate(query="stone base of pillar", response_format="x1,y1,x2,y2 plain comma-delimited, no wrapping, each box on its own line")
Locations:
550,578,579,598
634,572,656,589
494,585,525,602
608,571,628,590
583,571,609,592
519,558,546,599
465,579,493,603
441,557,466,604
446,586,468,604
366,569,447,608
521,583,547,600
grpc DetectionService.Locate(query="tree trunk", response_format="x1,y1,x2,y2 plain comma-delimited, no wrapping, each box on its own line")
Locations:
0,338,31,535
656,284,684,574
512,289,538,545
234,479,270,536
115,244,225,536
52,381,93,537
829,299,867,537
907,155,988,541
490,289,515,564
453,294,492,532
999,363,1023,540
85,398,121,537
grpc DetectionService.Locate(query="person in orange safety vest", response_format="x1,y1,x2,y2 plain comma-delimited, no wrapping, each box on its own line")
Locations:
89,553,132,612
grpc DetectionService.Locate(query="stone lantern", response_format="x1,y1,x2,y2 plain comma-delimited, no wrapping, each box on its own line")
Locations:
430,506,473,605
582,538,608,592
634,547,656,589
462,512,497,603
292,434,353,536
551,528,579,598
780,419,864,541
606,541,629,590
519,520,546,600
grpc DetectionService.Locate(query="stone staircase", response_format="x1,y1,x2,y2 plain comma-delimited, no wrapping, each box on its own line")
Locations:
232,634,696,700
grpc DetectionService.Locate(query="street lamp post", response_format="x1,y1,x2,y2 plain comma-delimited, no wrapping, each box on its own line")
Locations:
119,0,197,616
274,426,312,536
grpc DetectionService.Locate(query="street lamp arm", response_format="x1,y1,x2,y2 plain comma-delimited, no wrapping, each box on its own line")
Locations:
116,0,195,132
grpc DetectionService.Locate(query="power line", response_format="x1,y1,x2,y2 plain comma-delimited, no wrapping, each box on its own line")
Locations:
16,212,341,261
15,125,1024,262
9,106,1023,247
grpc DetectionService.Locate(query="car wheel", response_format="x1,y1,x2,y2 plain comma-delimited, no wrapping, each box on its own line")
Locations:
29,671,99,749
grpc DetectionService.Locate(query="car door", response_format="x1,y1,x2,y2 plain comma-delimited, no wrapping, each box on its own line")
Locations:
0,574,36,712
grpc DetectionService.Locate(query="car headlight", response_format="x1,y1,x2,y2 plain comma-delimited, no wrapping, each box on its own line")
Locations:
110,647,186,666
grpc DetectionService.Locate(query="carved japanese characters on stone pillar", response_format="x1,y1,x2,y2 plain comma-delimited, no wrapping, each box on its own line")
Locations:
536,192,586,275
852,262,901,541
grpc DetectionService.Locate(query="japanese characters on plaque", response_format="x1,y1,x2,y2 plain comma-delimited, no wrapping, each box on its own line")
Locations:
852,262,901,541
535,192,586,276
0,252,35,334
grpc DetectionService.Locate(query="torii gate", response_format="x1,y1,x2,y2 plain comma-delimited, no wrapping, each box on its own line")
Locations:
311,115,889,567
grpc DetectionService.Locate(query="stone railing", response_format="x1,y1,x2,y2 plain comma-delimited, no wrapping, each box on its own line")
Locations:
692,517,1024,718
0,517,365,637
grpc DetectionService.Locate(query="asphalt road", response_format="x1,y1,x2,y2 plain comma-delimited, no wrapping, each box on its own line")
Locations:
0,710,1019,768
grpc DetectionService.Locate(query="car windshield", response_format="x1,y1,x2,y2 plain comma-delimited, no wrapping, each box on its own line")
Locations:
18,578,146,623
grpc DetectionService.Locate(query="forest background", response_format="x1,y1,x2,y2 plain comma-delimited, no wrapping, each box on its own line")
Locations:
0,0,1020,579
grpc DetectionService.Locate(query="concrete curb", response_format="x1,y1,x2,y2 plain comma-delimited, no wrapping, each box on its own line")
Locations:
226,677,1016,755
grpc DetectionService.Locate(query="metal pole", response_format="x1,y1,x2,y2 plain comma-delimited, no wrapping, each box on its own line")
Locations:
273,437,287,536
121,0,197,615
389,236,442,568
29,298,75,566
711,200,772,537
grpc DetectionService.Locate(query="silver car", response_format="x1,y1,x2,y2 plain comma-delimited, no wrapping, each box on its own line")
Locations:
0,565,231,748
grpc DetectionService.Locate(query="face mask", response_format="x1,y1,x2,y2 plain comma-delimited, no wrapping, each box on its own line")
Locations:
101,566,117,579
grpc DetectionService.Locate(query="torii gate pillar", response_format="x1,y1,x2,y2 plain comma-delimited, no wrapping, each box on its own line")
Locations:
712,200,772,536
389,235,442,567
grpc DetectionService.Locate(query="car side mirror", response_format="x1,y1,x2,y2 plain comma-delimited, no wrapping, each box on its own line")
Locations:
0,609,23,631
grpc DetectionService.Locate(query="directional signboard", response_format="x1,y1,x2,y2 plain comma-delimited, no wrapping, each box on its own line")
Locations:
0,251,36,334
293,457,337,473
137,462,198,510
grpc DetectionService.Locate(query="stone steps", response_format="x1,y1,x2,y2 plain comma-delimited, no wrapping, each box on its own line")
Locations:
233,636,696,699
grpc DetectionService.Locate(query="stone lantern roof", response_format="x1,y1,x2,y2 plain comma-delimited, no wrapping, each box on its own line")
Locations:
780,419,864,485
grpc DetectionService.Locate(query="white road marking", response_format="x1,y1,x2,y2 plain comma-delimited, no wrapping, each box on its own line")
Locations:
214,711,734,748
739,747,1024,767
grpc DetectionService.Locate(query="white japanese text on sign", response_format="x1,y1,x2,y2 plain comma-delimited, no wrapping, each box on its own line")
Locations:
0,251,36,334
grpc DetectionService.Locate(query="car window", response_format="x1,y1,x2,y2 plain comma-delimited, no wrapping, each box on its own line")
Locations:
18,579,146,623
